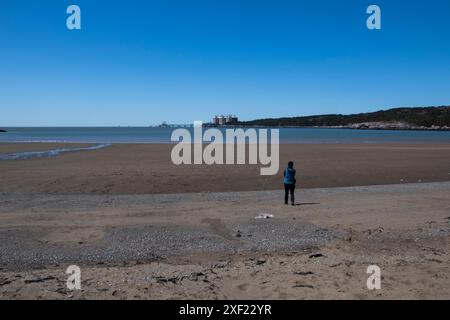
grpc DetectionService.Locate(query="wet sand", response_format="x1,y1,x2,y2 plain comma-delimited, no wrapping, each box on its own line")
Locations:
1,143,450,194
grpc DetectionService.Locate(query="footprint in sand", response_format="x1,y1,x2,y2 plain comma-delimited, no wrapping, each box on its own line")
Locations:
201,218,237,242
237,283,249,291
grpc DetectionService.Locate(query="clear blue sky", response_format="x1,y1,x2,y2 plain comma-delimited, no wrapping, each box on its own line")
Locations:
1,0,450,126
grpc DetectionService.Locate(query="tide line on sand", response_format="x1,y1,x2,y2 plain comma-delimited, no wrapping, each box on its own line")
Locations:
0,144,111,160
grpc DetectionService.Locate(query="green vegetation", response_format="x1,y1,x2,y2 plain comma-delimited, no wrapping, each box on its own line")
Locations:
240,106,450,128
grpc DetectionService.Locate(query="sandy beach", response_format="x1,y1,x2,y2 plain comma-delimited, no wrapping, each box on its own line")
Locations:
0,143,449,299
1,143,450,194
3,0,450,305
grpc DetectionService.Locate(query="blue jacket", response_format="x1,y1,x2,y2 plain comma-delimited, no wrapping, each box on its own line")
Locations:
283,167,296,185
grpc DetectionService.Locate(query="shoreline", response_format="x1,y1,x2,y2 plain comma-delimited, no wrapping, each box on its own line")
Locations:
210,124,450,131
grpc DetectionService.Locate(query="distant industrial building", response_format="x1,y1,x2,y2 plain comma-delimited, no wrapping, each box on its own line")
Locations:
212,115,238,126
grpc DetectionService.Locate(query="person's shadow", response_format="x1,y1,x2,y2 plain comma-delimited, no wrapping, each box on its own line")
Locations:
294,202,320,206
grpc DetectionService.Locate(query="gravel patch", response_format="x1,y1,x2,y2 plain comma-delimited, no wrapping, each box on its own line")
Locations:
0,221,334,271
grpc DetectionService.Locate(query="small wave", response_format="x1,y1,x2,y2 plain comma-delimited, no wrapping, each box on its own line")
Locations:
10,140,72,143
0,144,111,160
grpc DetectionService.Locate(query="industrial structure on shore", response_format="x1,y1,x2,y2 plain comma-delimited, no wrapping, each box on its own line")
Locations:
157,115,239,128
212,115,238,126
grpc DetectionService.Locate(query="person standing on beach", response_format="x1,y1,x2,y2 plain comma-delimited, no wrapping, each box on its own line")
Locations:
284,161,296,206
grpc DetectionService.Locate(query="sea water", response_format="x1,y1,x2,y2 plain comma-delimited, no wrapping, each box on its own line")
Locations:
1,127,450,144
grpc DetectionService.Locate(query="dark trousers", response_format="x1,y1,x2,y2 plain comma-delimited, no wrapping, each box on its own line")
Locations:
284,183,295,204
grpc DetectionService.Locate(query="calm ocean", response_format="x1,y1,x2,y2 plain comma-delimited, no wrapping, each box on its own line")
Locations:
1,127,450,144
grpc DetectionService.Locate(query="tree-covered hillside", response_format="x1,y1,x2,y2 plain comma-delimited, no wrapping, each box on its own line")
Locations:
240,106,450,128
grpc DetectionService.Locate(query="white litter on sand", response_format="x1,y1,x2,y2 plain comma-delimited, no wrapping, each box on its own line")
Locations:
255,213,274,219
